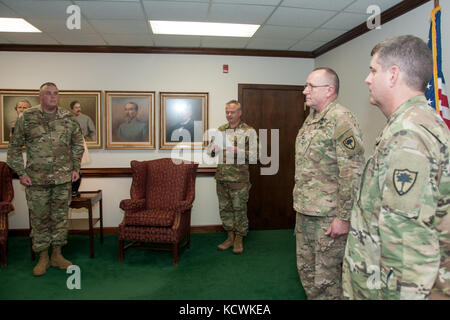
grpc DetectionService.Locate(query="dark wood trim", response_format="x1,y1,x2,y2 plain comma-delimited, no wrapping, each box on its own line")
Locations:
9,225,223,237
11,167,216,179
0,44,313,59
312,0,431,57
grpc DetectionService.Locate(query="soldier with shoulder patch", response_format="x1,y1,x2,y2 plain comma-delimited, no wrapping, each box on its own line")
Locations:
207,100,257,255
7,82,84,277
343,35,450,300
293,67,365,300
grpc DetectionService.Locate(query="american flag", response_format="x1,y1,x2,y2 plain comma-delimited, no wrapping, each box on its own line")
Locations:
425,5,450,129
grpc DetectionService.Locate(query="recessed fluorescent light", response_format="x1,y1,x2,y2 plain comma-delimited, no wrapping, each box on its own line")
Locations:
149,20,259,37
0,18,41,32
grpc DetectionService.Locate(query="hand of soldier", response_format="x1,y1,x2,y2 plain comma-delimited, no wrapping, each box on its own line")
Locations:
325,217,350,238
20,175,32,186
72,171,80,182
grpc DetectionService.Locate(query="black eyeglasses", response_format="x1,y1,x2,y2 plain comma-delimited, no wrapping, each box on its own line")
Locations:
305,83,330,90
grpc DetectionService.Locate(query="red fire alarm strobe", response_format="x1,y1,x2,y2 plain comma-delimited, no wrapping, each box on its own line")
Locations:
223,64,229,73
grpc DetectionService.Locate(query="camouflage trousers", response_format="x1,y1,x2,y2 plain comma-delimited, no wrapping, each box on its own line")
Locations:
295,213,347,300
216,181,251,237
26,182,72,253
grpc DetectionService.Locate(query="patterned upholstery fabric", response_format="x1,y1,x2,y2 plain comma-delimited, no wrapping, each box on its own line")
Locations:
0,161,14,267
118,158,198,265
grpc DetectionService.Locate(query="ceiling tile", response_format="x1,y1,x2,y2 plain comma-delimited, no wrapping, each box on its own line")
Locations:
321,11,368,31
0,32,59,44
89,19,149,34
247,37,297,50
302,28,346,42
143,1,209,21
74,0,145,19
201,36,249,48
103,34,154,46
255,25,313,40
289,40,327,51
1,0,72,19
344,0,403,14
281,0,354,11
0,2,20,17
267,7,338,28
208,3,275,24
153,34,201,47
49,32,107,45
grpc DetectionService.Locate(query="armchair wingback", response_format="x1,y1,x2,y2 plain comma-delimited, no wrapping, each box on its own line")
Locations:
118,158,198,265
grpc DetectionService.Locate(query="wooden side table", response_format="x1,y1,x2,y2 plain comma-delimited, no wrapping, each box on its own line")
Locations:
69,190,103,258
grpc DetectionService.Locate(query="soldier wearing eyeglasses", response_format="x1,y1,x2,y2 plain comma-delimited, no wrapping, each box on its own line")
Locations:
293,67,365,299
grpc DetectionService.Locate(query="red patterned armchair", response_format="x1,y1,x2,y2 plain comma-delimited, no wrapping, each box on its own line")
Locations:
0,161,14,267
118,158,198,265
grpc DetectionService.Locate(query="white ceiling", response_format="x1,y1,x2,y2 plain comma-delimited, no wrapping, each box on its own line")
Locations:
0,0,404,52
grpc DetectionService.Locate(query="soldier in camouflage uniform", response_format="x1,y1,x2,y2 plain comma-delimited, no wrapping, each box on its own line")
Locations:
207,100,257,254
343,35,450,300
7,82,84,276
293,68,365,299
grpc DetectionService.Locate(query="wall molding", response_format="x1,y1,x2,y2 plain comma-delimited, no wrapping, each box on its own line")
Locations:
11,167,216,179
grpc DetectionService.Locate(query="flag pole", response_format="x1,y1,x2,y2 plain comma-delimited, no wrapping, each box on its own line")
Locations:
435,0,439,8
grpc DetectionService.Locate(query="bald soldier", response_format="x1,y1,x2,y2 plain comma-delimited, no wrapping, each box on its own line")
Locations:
343,35,450,299
208,100,257,254
7,82,84,277
293,67,365,299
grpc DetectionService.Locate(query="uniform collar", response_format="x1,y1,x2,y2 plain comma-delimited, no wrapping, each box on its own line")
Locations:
36,104,65,118
386,95,427,126
225,120,244,130
307,99,338,125
375,95,427,146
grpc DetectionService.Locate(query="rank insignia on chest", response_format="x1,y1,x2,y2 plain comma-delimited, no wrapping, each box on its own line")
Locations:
343,135,355,150
393,169,418,196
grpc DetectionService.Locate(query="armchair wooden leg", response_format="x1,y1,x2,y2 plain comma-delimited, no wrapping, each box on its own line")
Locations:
119,239,124,261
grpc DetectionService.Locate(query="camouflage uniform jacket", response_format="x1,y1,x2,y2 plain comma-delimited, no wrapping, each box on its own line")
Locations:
7,104,84,186
342,96,450,300
293,100,365,220
208,121,257,183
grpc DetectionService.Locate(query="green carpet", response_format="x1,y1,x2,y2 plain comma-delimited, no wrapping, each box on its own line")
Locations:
0,229,306,300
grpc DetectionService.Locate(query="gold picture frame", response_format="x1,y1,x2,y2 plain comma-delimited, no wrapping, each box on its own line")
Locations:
160,92,209,150
0,89,39,148
105,91,156,150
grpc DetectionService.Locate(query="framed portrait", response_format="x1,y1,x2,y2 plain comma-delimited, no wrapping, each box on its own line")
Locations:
160,92,209,149
105,91,156,149
0,89,40,148
59,90,102,149
0,89,102,149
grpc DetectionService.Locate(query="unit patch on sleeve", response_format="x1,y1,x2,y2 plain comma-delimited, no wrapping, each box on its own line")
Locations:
393,169,418,196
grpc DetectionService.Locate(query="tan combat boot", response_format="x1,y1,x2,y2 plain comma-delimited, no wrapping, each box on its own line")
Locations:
217,231,235,250
233,235,243,254
33,250,50,276
50,246,72,269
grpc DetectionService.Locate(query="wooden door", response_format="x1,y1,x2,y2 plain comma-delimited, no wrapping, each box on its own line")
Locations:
239,84,307,230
